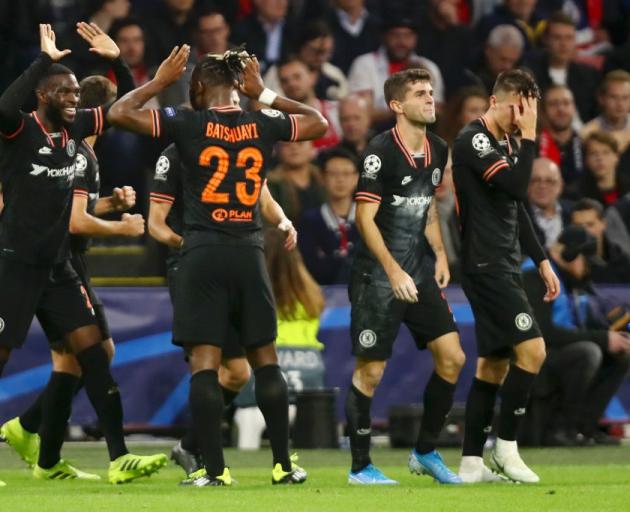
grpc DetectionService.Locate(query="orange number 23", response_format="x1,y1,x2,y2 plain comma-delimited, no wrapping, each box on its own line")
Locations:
199,146,263,206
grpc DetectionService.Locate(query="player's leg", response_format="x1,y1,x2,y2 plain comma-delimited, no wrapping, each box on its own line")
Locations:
491,337,545,483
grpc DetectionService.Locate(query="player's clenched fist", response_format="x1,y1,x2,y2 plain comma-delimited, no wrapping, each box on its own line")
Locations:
121,213,145,237
112,186,136,211
388,266,419,303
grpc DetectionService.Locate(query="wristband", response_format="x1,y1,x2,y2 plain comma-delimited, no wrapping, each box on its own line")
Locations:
258,87,278,106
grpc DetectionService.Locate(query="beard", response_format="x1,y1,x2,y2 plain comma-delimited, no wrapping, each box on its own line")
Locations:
45,102,68,128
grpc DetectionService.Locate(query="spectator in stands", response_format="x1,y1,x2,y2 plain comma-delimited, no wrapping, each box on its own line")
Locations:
331,94,372,160
527,158,573,249
439,86,488,145
143,0,198,66
525,11,600,124
231,0,296,73
348,16,445,125
416,0,476,98
88,0,131,34
276,57,342,151
538,84,585,187
522,225,630,446
234,227,326,449
193,9,231,57
581,71,630,154
109,19,153,89
468,24,525,95
571,199,630,284
267,141,326,222
264,20,348,101
298,148,360,285
569,132,630,207
475,0,548,49
327,0,381,74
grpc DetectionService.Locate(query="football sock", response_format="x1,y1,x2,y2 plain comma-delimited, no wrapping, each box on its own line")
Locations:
19,390,45,434
189,370,224,478
221,386,239,406
254,364,291,471
38,372,79,468
76,343,128,461
345,384,372,473
462,378,500,457
416,372,455,454
497,365,536,441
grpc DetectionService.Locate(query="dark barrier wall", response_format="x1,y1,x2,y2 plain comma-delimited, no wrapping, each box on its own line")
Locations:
1,286,628,426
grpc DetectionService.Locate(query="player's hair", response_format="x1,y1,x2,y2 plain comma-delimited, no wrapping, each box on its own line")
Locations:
36,63,74,90
320,147,359,173
295,20,332,50
109,17,144,41
79,75,117,108
492,68,540,99
573,198,605,220
583,130,619,155
545,10,576,32
191,46,249,88
384,68,432,105
599,69,630,95
264,228,325,320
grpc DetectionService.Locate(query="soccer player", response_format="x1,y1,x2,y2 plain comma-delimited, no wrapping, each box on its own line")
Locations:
0,23,167,484
1,73,145,480
108,46,328,486
451,69,560,483
345,68,465,485
149,141,298,475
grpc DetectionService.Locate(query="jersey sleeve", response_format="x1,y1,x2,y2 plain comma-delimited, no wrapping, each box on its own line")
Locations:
72,107,106,140
455,130,510,184
152,107,196,142
149,145,180,206
72,150,90,199
255,108,298,142
355,143,386,204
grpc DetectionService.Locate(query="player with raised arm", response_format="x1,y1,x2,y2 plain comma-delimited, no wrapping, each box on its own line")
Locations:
452,70,560,484
0,23,166,484
108,46,327,486
345,68,466,485
149,141,297,476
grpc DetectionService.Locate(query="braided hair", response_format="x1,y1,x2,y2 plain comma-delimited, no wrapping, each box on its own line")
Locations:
191,45,251,89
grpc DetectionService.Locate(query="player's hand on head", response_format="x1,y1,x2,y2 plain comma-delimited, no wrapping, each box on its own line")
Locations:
76,22,120,60
513,95,537,140
538,259,560,302
154,45,190,87
278,218,297,251
238,56,265,100
112,186,136,211
121,213,145,237
40,24,71,61
389,267,418,303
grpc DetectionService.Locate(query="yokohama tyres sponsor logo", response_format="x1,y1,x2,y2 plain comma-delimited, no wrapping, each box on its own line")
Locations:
30,163,75,178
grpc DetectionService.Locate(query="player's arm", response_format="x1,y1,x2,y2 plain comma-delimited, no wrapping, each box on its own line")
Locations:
356,202,418,303
148,200,182,249
424,201,450,288
518,203,560,302
94,186,136,216
260,181,297,250
239,57,328,141
70,192,144,237
0,25,69,136
107,45,190,135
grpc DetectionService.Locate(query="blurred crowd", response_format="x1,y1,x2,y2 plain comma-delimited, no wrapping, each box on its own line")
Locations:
2,0,630,286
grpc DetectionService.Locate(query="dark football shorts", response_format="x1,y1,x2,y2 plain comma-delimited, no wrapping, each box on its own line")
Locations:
0,257,97,350
462,271,542,358
172,244,276,354
349,271,458,360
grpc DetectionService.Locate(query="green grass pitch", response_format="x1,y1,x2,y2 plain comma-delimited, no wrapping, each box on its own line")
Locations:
2,443,630,511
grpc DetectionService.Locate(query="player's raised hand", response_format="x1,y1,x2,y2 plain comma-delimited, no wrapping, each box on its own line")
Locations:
278,218,297,251
112,186,136,211
154,45,190,87
388,266,419,303
77,22,120,60
40,24,71,61
238,56,265,99
513,95,537,140
121,213,145,237
538,259,560,302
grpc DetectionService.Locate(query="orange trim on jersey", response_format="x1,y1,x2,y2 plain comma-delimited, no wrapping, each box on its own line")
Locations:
479,116,488,129
98,106,104,135
73,189,89,197
355,191,382,203
423,137,432,167
355,196,381,204
149,192,174,203
504,135,512,155
1,118,25,139
482,160,509,181
211,106,242,112
32,112,54,147
289,114,298,142
150,110,157,138
81,140,97,159
392,125,416,168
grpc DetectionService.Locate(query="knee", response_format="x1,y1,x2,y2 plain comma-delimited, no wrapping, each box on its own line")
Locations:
516,341,547,373
476,358,509,384
353,362,385,394
574,341,603,370
436,349,466,382
51,351,82,376
220,362,251,391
